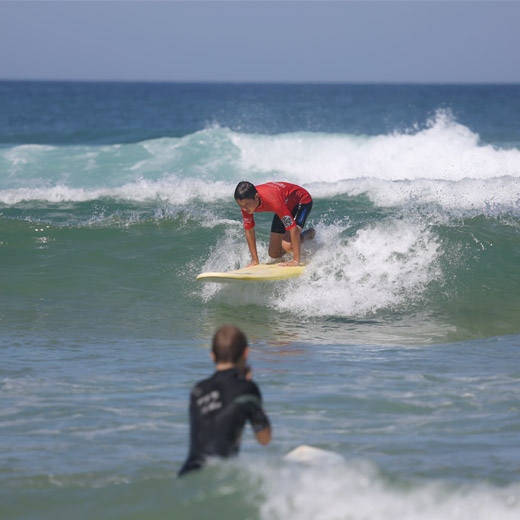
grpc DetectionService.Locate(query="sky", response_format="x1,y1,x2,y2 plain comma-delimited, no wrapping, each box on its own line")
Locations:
1,0,520,83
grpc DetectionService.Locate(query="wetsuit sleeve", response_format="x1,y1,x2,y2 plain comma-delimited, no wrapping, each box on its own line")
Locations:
273,201,296,230
234,382,270,432
178,385,205,476
241,208,255,230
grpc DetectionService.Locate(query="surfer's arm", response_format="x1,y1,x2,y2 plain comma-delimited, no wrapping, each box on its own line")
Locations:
290,226,301,265
244,228,259,266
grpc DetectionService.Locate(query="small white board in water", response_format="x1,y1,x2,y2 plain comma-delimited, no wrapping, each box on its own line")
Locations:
283,445,344,464
196,263,305,283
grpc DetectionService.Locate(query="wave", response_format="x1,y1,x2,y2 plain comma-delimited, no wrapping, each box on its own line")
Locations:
249,458,520,520
199,209,520,340
8,457,520,520
169,455,520,520
0,176,232,206
201,217,440,314
3,111,519,340
1,176,519,222
2,206,519,342
1,111,520,206
232,110,520,182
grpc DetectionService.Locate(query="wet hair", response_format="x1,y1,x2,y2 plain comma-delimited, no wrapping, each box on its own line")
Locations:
212,325,248,363
234,181,257,201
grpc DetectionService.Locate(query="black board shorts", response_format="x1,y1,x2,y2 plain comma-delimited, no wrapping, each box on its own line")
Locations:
271,202,313,234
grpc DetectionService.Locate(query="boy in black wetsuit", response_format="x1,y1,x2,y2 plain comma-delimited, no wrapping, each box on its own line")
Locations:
178,325,271,476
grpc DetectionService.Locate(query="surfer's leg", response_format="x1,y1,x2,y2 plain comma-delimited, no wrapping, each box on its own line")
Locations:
271,204,315,256
282,226,308,253
281,202,314,253
281,227,315,253
281,227,296,253
268,232,285,258
269,215,287,258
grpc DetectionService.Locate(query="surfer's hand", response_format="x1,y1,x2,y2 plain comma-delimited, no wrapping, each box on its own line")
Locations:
278,260,299,267
246,260,259,268
241,364,253,381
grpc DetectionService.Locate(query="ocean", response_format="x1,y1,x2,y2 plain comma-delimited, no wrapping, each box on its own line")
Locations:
1,81,519,520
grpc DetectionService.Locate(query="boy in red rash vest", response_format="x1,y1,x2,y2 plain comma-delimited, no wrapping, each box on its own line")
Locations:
234,181,315,267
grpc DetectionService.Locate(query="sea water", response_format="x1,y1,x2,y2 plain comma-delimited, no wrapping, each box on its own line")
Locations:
1,81,520,519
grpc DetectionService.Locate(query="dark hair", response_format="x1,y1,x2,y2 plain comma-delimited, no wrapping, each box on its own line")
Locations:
212,325,248,363
234,181,257,201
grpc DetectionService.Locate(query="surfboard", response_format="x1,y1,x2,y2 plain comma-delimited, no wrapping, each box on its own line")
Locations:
283,445,344,463
196,263,305,282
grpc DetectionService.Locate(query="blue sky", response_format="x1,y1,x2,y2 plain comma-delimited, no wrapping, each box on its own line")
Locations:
1,1,519,83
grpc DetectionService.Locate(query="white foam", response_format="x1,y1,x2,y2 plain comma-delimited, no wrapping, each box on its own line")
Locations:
198,217,441,319
251,458,520,520
2,112,520,213
275,218,441,318
198,227,267,302
232,110,520,183
0,175,233,205
308,176,520,215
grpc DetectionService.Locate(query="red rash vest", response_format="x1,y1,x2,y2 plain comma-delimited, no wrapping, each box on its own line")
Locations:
241,182,312,231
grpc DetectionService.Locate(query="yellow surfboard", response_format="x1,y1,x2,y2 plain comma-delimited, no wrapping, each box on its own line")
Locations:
196,263,305,282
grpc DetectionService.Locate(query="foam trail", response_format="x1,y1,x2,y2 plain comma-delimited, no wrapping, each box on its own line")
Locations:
251,459,520,520
198,217,442,319
279,218,441,318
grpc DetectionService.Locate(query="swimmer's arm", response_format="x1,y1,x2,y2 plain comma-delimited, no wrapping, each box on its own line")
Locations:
238,388,271,445
244,228,259,266
255,424,271,445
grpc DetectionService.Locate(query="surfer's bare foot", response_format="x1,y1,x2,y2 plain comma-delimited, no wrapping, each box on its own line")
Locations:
301,228,315,242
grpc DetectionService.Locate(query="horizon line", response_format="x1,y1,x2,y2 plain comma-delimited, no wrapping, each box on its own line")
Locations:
2,77,520,86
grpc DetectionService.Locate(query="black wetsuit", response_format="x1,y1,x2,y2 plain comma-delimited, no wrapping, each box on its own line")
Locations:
178,368,270,476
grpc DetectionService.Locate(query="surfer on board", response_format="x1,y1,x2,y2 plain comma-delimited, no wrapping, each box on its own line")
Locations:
178,325,271,477
234,181,315,267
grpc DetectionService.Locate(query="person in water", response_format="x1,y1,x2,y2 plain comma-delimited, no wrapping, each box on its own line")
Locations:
178,325,271,477
234,181,315,267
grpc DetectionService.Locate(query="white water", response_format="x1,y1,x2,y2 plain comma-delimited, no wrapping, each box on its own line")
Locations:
252,458,520,520
200,215,442,320
2,111,520,212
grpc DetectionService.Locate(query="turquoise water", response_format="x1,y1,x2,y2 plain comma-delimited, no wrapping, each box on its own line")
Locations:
1,82,520,519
